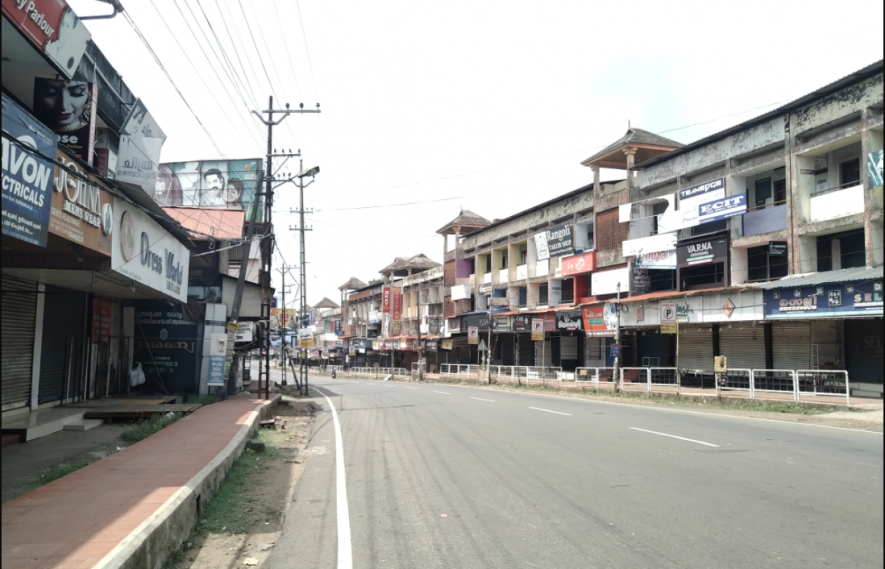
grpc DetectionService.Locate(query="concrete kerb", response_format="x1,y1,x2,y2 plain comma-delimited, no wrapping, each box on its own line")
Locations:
92,394,281,569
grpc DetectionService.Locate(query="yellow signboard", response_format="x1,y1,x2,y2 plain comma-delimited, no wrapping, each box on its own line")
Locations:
661,322,678,334
300,337,314,349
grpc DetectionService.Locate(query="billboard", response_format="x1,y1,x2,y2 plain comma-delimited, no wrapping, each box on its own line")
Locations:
33,78,97,164
155,159,264,221
697,194,747,224
534,223,574,261
2,0,92,79
2,93,57,247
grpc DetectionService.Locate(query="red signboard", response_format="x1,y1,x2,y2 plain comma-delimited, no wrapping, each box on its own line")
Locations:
542,312,556,332
92,297,112,339
561,251,596,276
392,287,402,322
382,286,391,313
583,305,615,337
1,0,92,79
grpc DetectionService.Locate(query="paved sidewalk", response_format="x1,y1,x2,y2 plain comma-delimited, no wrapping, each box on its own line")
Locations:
1,394,273,569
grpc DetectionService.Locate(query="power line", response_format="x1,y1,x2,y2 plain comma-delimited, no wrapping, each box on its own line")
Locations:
146,0,263,150
271,0,303,101
122,11,228,159
294,0,319,100
213,0,263,107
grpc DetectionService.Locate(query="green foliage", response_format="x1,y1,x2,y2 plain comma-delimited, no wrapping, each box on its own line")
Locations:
120,412,183,444
36,460,90,485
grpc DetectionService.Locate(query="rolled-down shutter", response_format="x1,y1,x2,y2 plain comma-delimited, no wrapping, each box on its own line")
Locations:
536,341,552,367
517,333,534,366
719,325,766,370
772,322,811,371
677,324,714,372
2,274,37,411
38,286,87,403
560,336,578,361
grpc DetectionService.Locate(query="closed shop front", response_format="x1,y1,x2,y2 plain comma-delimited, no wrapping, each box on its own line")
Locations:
677,324,714,386
516,333,534,366
536,340,552,367
772,322,811,371
844,319,883,394
38,286,88,403
638,331,671,368
560,335,579,370
2,274,38,411
719,325,766,370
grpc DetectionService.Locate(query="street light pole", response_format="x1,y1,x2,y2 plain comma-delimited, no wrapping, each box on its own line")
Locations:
290,162,320,396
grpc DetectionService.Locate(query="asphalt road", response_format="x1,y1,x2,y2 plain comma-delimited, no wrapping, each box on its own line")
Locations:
266,377,884,569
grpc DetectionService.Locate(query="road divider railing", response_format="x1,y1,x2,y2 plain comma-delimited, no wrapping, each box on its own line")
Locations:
439,364,482,381
575,367,617,389
751,369,799,400
796,369,850,405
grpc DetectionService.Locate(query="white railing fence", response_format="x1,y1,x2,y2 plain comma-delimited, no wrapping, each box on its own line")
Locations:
796,370,850,405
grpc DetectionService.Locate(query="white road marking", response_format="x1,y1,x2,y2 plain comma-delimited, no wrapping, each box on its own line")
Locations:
470,397,496,403
312,387,353,568
529,407,572,416
404,386,420,390
433,391,451,395
630,427,720,448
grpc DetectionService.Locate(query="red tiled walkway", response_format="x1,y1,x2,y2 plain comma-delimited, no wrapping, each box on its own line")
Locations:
2,395,269,569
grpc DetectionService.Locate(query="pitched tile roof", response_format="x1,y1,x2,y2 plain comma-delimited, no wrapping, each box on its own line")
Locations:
161,207,245,240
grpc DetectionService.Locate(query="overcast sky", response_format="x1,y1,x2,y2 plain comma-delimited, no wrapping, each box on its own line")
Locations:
69,0,884,312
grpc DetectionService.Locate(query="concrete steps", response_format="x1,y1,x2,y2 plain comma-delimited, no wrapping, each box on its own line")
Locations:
63,419,105,431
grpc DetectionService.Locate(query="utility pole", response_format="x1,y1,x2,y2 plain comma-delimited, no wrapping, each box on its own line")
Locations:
613,282,622,393
416,289,423,380
252,98,319,400
290,160,320,397
275,265,291,386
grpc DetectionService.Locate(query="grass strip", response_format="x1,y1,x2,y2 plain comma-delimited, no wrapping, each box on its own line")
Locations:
120,412,184,444
196,428,277,534
36,460,90,485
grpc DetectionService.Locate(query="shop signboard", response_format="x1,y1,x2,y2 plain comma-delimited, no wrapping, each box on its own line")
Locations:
468,326,479,345
301,337,315,348
535,223,574,260
769,241,788,257
50,151,113,255
132,301,198,392
697,194,747,224
677,236,728,267
91,297,112,339
441,338,453,350
764,281,883,319
392,287,402,322
583,305,615,337
634,249,677,270
542,312,556,331
335,319,343,336
33,78,97,165
513,314,531,332
112,198,191,302
207,333,227,386
531,318,545,341
591,267,629,295
2,93,57,247
115,135,163,195
382,286,391,313
631,267,651,295
561,251,596,276
556,311,583,331
492,315,511,331
478,282,493,294
234,322,253,343
2,0,92,78
462,312,491,332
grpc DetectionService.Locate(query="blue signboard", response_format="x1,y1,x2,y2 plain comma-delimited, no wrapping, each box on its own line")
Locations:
207,355,226,386
611,344,621,358
697,194,747,224
335,319,343,336
132,301,200,393
764,281,883,319
1,93,58,247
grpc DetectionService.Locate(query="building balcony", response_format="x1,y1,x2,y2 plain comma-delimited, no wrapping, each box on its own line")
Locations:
529,259,549,279
498,268,509,284
810,183,864,223
515,264,527,280
483,272,492,284
743,203,787,237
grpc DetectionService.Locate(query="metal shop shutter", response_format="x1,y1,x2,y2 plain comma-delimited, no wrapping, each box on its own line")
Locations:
516,333,535,366
719,325,766,370
772,322,811,371
560,336,579,361
536,341,552,367
1,274,37,411
39,286,87,403
677,325,714,372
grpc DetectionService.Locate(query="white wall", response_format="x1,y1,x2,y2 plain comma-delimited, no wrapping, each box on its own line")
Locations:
731,247,749,286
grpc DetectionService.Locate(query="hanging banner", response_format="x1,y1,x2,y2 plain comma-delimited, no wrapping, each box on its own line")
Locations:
1,0,92,79
115,135,163,194
1,93,57,247
33,78,97,165
156,159,264,220
392,287,402,322
634,249,677,270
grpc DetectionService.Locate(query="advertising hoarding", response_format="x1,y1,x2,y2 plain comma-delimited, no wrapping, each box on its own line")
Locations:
33,78,97,165
155,159,264,221
382,286,391,313
561,251,596,276
677,236,728,267
582,305,615,337
764,281,883,319
1,93,57,247
50,150,113,255
697,194,747,224
535,223,574,260
634,249,677,269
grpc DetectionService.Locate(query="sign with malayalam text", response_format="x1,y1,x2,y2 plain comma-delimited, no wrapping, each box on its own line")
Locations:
561,251,596,276
765,281,883,319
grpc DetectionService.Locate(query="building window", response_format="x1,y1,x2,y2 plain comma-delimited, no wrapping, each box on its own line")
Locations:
501,255,507,270
755,178,772,209
817,229,865,272
519,287,527,307
520,250,527,265
774,179,786,204
485,256,491,273
748,245,789,282
691,219,727,236
539,284,549,305
561,279,574,304
840,158,861,186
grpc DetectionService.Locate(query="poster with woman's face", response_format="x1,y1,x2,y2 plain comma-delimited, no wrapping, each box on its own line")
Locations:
33,77,96,162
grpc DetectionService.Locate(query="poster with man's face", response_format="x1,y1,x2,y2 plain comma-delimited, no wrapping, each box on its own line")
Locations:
156,159,263,219
33,77,96,163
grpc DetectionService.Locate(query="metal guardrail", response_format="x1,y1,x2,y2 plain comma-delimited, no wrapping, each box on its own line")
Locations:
439,364,482,379
575,367,616,388
751,369,798,400
797,370,850,405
